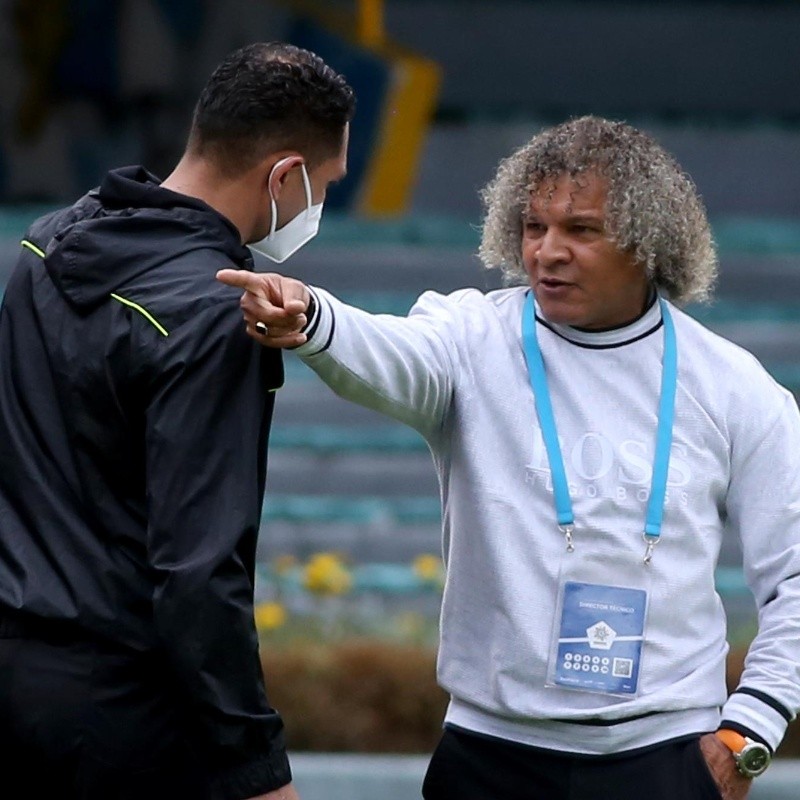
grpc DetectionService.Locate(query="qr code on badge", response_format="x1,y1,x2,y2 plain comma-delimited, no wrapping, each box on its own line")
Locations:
612,658,633,678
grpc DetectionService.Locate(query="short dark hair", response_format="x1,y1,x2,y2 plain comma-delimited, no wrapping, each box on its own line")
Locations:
188,42,355,175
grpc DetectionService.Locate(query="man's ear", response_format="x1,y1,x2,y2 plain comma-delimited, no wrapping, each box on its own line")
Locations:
266,154,304,199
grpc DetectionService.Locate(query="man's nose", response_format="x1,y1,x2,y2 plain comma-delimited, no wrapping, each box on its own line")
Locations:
536,228,570,267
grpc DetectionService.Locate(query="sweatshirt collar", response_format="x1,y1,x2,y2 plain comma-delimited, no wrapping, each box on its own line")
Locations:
534,291,663,349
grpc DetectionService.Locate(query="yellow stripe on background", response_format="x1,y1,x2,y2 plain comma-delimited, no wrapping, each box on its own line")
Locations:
110,293,169,337
357,0,385,47
357,54,441,217
21,239,46,258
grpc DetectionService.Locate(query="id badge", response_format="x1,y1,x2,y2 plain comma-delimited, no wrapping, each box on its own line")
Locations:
546,557,650,697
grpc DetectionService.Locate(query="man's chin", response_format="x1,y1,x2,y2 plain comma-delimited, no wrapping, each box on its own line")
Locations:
533,296,583,327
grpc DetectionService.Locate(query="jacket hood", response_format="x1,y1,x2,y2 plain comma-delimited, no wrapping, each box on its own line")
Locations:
39,166,250,311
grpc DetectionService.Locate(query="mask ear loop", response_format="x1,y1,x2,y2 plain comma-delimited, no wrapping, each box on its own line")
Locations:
267,193,279,238
298,163,313,211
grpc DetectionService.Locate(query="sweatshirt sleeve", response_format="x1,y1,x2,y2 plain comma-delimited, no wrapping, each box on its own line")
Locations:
293,286,466,439
144,300,291,798
721,388,800,752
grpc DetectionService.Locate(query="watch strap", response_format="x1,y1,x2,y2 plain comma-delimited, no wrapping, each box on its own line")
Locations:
716,728,747,754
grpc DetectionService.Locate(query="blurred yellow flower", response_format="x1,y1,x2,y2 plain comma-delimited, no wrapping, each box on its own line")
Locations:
255,601,287,631
272,554,298,575
303,552,352,595
413,553,445,585
395,611,426,639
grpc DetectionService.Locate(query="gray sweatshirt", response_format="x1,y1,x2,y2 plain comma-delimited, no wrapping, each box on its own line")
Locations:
294,285,800,755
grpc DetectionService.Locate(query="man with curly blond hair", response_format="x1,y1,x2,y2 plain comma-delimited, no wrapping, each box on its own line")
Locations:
219,116,800,800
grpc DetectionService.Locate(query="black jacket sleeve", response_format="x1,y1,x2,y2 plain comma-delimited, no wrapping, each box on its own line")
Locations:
143,298,289,799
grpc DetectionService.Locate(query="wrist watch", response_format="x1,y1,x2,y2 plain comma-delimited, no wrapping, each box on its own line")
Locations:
715,728,772,778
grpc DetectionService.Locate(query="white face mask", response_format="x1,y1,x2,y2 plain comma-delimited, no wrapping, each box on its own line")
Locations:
249,158,323,264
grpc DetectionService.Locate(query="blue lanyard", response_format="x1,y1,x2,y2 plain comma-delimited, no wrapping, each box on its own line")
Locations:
521,292,677,563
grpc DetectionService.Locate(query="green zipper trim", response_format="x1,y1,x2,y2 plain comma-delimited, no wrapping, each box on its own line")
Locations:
110,293,169,337
21,239,46,258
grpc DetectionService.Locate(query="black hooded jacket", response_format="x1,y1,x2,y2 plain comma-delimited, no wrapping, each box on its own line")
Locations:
0,166,290,796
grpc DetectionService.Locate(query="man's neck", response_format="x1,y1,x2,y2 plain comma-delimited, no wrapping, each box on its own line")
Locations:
161,157,252,243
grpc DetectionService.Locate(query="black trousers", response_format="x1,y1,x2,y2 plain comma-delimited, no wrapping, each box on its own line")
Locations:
0,630,209,799
422,726,723,800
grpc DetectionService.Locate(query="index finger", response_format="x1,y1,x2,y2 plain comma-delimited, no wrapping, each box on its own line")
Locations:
216,268,270,297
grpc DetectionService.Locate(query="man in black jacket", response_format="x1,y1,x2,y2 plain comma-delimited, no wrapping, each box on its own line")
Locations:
0,42,352,800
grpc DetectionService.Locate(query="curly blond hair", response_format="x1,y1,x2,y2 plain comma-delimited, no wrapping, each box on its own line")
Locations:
478,116,717,304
